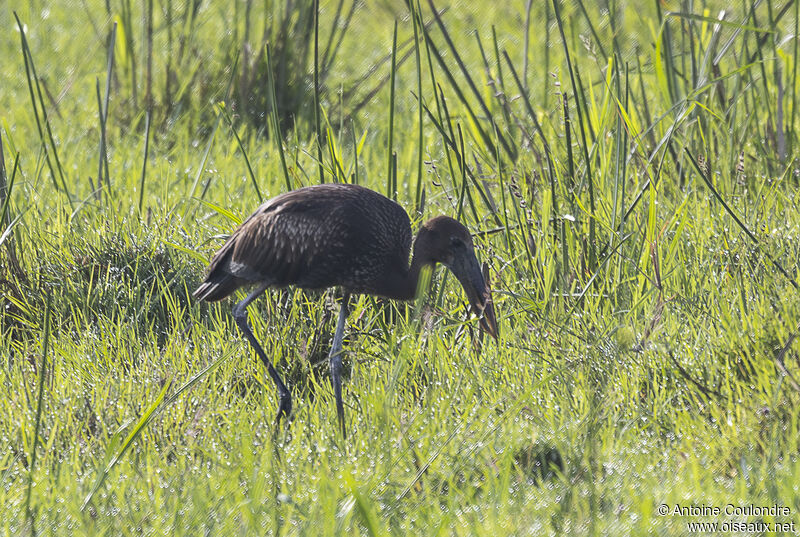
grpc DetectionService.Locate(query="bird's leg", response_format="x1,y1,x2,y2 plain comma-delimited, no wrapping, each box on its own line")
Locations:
232,284,292,430
329,292,350,438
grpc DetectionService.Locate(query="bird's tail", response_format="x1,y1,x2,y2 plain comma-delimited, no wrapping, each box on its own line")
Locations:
193,273,243,302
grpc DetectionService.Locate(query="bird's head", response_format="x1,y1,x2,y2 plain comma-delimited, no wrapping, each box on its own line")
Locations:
415,216,499,340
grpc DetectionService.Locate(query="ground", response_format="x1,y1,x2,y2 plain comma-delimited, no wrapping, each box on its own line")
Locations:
2,1,800,535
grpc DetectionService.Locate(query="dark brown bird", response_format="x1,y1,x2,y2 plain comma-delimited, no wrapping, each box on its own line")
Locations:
194,183,497,436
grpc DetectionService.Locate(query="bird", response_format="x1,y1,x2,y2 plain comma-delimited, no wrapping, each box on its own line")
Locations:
194,183,498,437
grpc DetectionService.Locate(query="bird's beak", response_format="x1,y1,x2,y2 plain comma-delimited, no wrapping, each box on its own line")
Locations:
449,251,499,341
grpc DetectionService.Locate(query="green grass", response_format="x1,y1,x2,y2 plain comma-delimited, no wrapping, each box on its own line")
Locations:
2,1,800,535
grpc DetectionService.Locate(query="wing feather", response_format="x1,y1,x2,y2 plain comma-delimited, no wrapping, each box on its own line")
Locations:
196,183,413,299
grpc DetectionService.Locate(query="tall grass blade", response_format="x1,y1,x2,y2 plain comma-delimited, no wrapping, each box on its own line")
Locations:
792,0,799,155
611,60,628,234
184,112,223,214
144,0,153,112
455,124,479,223
552,0,596,267
313,0,324,184
138,110,151,215
694,9,726,89
24,294,52,535
387,20,398,200
493,126,513,255
574,0,608,59
98,21,117,199
321,0,346,69
118,0,139,106
218,103,262,202
543,1,551,109
522,0,532,92
161,349,237,407
409,1,425,214
95,79,107,201
321,107,347,182
561,92,576,203
81,377,172,511
183,54,238,217
502,50,559,244
266,43,292,193
345,475,382,537
417,7,499,160
350,122,361,185
419,98,502,226
0,148,18,230
745,1,793,65
0,134,23,277
84,337,236,521
475,30,513,138
426,0,516,160
656,1,680,104
14,12,73,209
684,148,798,289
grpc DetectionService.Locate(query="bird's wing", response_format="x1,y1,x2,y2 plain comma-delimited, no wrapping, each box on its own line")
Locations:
207,195,349,286
202,184,413,291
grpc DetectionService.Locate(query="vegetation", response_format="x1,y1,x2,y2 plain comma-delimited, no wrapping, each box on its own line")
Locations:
2,0,800,534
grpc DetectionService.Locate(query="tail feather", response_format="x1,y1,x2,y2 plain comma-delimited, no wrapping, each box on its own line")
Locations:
193,273,243,302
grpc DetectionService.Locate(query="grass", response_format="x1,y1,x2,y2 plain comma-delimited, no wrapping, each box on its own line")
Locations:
2,0,800,535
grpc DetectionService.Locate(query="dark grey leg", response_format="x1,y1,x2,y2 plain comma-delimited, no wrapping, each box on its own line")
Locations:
232,284,292,429
330,293,350,438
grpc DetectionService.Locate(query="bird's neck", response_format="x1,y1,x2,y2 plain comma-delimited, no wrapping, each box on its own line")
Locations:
384,251,432,301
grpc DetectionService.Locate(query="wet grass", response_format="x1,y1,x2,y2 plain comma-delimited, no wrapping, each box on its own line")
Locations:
2,1,800,535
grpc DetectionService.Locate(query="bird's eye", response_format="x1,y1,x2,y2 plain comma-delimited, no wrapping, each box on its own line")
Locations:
450,236,464,248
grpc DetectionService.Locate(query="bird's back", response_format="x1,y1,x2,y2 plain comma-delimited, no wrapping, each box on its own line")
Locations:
194,184,412,301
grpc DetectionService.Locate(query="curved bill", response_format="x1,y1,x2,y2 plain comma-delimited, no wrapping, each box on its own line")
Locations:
449,251,499,341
